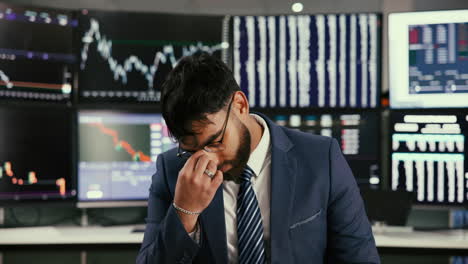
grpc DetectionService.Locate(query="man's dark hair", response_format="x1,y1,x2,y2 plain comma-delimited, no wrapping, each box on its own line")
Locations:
161,52,240,141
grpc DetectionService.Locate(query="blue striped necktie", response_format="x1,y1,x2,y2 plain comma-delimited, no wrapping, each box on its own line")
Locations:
237,165,266,264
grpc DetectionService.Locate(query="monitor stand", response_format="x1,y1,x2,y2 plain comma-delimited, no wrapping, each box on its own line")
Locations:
79,209,88,264
80,208,88,227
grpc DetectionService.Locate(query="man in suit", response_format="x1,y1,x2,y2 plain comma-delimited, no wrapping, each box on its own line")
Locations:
137,53,380,264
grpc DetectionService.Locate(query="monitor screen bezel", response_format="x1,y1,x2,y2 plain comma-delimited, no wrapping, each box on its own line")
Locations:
388,108,468,208
76,105,169,207
389,9,468,109
228,13,383,110
251,107,383,189
0,2,78,104
0,103,77,206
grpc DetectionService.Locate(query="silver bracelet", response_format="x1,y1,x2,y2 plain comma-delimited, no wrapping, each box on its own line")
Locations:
172,202,203,215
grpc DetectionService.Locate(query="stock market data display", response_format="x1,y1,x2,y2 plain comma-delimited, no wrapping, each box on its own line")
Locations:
390,10,468,108
78,111,176,202
391,111,468,205
0,3,76,102
409,23,468,95
78,10,227,103
232,14,381,109
0,107,75,201
265,110,380,188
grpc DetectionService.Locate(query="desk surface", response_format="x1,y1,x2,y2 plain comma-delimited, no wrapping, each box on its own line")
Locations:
1,225,468,249
0,225,143,245
374,229,468,249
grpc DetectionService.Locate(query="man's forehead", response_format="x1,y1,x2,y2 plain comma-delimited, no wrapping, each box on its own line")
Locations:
180,112,224,147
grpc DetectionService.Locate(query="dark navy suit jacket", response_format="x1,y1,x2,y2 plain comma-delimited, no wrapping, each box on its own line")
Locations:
137,113,380,264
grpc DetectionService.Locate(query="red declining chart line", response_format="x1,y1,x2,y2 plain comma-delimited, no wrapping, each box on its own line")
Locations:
90,123,151,162
1,161,67,195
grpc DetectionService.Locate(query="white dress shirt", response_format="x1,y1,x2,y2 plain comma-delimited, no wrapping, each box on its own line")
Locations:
187,114,271,262
223,114,272,263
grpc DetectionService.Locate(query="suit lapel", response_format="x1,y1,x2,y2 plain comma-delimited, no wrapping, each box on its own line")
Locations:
270,146,297,263
200,186,228,264
258,113,297,264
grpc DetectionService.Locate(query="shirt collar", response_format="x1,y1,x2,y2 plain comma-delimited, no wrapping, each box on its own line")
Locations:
247,114,271,178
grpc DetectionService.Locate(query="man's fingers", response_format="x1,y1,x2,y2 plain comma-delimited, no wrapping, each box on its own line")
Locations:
210,170,224,188
204,160,218,179
180,150,209,177
194,154,218,177
194,154,211,177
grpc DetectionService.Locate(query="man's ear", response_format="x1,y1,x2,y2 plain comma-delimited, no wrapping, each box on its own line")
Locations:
232,91,249,117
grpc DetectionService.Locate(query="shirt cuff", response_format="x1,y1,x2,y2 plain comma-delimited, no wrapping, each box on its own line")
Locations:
188,221,201,244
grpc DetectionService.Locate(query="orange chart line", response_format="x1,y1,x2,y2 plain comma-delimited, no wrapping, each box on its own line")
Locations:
0,80,64,90
90,123,151,162
1,161,66,195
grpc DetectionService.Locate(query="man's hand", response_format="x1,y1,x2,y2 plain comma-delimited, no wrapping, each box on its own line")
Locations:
173,151,223,233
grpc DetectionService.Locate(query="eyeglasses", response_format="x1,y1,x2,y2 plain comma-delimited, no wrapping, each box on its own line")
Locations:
176,95,235,159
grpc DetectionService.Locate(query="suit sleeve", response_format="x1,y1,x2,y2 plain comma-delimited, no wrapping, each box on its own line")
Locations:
136,154,201,264
326,139,380,264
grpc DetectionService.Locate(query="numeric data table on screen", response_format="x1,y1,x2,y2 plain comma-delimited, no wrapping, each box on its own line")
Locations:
232,14,381,109
391,111,468,205
263,110,380,188
389,10,468,108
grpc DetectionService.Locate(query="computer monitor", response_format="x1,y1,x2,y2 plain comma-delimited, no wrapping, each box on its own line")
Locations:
260,109,380,188
77,10,227,103
390,110,468,206
0,106,75,204
0,3,76,102
230,14,381,109
77,110,176,207
361,189,413,226
389,10,468,109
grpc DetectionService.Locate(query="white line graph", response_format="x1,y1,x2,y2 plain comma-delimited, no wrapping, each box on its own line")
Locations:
80,18,226,91
0,70,13,89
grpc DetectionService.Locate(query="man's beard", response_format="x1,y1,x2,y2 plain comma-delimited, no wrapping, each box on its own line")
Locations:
220,121,251,182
